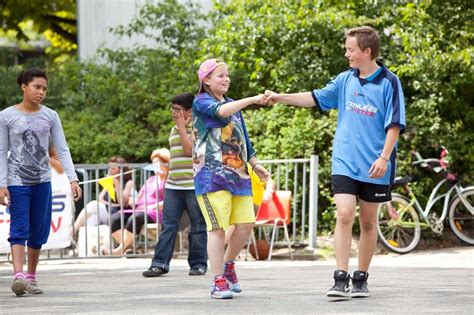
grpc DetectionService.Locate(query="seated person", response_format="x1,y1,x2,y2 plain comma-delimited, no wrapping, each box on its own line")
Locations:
110,148,170,255
73,156,134,235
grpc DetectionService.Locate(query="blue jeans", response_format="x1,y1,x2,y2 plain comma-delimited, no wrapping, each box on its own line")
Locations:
150,189,208,271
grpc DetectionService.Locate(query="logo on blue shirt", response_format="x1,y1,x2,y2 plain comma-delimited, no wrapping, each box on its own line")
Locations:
345,101,378,117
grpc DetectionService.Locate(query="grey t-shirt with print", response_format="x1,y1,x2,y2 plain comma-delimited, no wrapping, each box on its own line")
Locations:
0,105,78,187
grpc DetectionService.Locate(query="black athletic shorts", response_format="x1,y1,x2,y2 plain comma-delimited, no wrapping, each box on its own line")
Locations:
332,175,392,203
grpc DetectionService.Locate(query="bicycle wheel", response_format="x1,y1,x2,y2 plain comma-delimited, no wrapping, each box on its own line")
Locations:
448,187,474,245
377,194,421,254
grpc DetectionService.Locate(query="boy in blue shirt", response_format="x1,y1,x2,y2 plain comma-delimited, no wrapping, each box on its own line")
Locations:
264,26,405,299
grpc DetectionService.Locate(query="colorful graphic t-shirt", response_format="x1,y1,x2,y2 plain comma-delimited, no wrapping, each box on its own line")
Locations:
192,93,256,196
0,105,78,186
312,62,406,185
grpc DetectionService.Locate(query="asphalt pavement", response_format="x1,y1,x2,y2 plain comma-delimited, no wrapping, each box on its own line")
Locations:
0,246,472,314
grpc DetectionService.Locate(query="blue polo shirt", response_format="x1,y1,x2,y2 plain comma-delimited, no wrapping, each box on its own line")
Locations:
311,62,406,185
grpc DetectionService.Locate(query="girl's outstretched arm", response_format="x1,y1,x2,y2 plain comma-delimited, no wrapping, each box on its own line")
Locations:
217,94,264,118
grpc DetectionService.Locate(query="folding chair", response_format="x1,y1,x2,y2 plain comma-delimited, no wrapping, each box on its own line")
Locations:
247,190,293,261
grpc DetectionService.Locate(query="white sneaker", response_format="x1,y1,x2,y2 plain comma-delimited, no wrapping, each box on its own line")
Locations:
11,277,28,296
26,279,43,294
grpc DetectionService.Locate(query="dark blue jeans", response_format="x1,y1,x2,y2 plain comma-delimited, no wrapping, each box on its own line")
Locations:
150,189,208,271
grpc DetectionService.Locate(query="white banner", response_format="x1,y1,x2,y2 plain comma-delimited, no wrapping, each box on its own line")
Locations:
0,171,74,253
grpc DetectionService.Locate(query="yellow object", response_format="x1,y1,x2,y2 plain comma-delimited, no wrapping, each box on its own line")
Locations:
98,176,115,202
388,239,399,247
196,191,255,231
248,163,265,206
455,221,462,231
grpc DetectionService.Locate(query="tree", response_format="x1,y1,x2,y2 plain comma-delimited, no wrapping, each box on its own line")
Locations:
1,0,208,163
0,0,77,59
44,0,208,163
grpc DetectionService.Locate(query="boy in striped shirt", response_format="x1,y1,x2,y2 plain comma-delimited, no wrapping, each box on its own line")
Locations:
143,92,208,277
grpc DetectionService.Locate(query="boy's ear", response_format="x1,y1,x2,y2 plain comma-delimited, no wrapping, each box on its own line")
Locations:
364,47,372,58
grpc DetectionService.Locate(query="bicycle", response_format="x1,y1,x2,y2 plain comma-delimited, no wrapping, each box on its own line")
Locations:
377,147,474,254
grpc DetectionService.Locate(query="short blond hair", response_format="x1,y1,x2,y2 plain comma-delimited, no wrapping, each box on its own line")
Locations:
150,148,170,163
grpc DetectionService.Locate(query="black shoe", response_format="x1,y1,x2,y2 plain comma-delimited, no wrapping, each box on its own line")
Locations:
142,267,168,278
326,270,351,299
351,271,370,298
189,267,206,276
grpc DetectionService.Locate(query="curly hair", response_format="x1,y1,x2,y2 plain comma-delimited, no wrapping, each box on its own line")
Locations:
17,68,48,89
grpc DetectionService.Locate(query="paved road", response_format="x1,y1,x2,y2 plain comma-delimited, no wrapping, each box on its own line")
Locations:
0,247,473,314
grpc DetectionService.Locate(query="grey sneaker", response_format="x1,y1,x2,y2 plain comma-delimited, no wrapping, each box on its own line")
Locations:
11,277,28,296
26,279,44,294
327,270,351,300
189,267,206,276
351,271,370,298
142,266,168,277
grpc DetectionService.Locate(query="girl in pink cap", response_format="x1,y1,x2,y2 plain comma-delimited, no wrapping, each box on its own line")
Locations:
192,58,269,299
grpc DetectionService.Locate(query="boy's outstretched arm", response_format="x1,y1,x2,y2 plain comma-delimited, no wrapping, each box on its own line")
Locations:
264,91,315,108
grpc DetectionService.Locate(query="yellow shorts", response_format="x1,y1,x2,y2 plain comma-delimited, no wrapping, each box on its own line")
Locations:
197,191,255,231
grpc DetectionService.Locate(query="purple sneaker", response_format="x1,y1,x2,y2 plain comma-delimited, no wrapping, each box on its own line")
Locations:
211,275,233,299
224,261,241,293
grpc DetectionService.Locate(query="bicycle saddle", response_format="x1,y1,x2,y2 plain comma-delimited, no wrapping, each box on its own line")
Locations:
390,175,413,188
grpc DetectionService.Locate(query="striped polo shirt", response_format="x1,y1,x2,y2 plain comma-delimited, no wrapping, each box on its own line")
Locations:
165,125,195,190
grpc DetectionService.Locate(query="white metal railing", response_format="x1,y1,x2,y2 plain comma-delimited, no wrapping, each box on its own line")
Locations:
73,163,160,258
258,156,318,251
0,156,319,261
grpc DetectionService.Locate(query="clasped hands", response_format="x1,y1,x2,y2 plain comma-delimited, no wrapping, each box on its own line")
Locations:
253,90,278,106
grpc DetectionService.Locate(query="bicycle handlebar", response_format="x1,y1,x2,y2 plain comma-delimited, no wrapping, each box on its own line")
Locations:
411,148,458,183
412,158,443,166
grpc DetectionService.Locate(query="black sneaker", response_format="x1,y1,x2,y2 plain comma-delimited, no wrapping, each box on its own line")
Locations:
326,270,351,299
189,267,206,276
351,271,370,298
142,266,168,278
